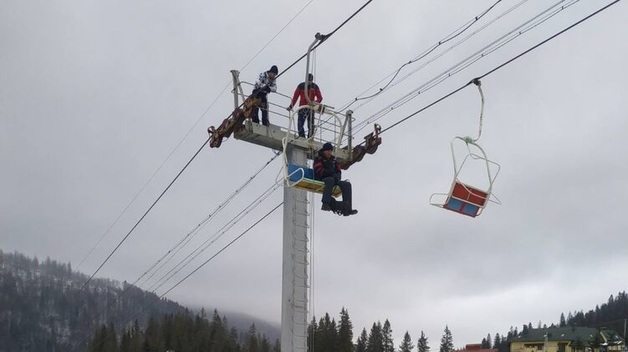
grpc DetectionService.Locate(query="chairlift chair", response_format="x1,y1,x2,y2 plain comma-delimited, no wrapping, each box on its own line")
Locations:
430,136,500,217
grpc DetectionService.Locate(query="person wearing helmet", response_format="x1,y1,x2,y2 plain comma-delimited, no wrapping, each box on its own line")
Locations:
313,142,358,216
287,73,323,138
250,65,278,126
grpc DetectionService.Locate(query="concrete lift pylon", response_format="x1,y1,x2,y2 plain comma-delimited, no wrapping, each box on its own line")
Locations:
206,33,382,352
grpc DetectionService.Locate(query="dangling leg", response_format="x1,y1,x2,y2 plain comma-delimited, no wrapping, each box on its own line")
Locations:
338,180,358,216
321,177,335,211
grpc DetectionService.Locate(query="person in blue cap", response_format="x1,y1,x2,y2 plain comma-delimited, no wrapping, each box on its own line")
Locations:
313,142,358,216
250,65,278,126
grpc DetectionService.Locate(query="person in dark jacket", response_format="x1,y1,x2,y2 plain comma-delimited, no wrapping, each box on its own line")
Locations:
313,142,358,216
251,65,278,126
287,73,323,138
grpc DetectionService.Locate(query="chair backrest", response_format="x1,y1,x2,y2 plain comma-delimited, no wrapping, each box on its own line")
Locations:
450,181,488,207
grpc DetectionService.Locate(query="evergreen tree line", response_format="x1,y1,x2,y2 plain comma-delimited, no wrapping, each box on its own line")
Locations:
90,294,625,352
562,292,628,334
88,310,279,352
305,308,454,352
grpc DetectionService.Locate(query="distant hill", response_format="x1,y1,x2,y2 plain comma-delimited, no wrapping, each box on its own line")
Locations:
0,249,279,351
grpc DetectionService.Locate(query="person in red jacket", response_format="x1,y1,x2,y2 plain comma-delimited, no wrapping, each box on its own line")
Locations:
313,142,358,216
287,73,323,138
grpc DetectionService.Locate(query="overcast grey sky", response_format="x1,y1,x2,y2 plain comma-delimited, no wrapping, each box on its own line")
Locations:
2,0,627,347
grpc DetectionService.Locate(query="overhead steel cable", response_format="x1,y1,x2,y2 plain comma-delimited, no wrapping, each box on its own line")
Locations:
147,182,282,294
80,138,209,290
74,93,227,275
338,0,506,112
353,0,582,135
117,202,284,341
158,201,283,297
343,0,530,115
138,164,281,291
129,153,281,290
473,1,620,82
373,0,620,138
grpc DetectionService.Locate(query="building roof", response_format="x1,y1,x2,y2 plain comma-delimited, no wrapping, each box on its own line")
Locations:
513,327,599,343
453,344,497,352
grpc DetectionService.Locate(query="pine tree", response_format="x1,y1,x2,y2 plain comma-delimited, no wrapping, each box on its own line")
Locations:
383,319,395,352
107,322,118,352
129,320,143,352
356,328,368,352
439,326,453,352
89,323,118,352
367,321,384,352
143,316,164,352
259,334,271,352
560,313,566,327
338,308,354,352
399,331,414,352
318,313,338,352
88,324,106,352
245,324,259,352
209,310,228,352
119,329,131,352
307,317,319,352
493,333,501,351
417,330,430,352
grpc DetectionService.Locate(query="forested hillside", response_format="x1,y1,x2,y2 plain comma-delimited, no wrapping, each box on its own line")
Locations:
0,250,188,351
563,292,628,334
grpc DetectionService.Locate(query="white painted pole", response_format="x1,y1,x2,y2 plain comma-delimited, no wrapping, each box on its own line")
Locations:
281,145,309,352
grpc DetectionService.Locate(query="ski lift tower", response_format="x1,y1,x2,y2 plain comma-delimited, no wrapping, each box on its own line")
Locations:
207,34,382,352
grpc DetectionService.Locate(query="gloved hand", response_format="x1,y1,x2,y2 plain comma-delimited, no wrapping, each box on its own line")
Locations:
286,105,293,111
262,85,271,93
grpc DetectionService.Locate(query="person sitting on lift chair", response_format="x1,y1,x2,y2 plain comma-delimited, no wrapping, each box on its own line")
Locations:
313,142,358,216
